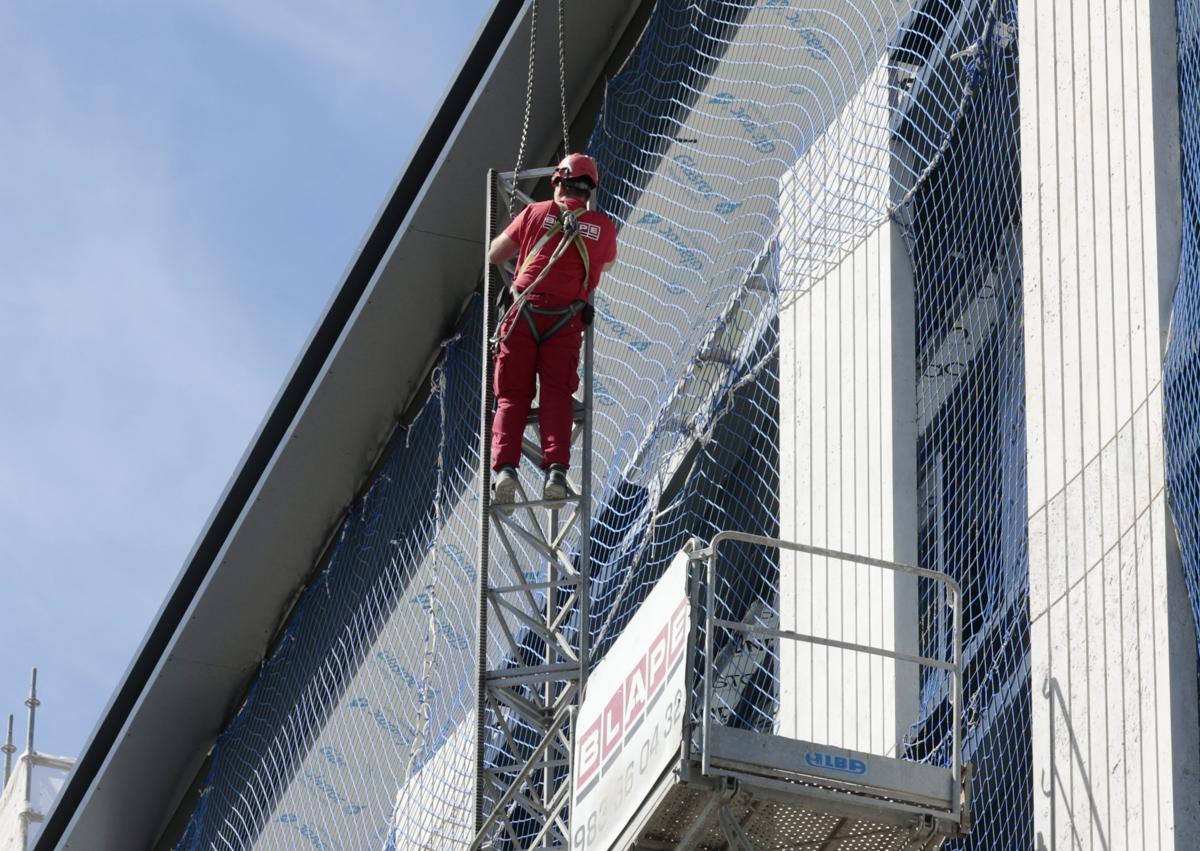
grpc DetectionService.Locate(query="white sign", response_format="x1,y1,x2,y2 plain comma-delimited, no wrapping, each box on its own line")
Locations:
571,551,690,851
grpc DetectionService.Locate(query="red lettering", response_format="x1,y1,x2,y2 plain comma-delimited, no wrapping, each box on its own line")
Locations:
624,659,648,726
602,686,624,760
669,598,689,663
647,626,668,696
577,716,602,786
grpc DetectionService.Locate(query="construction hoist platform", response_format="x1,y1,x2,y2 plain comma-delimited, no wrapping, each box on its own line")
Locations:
572,534,974,851
472,165,595,851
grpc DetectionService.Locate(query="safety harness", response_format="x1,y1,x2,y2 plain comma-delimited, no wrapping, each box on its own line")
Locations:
491,204,593,351
520,301,589,343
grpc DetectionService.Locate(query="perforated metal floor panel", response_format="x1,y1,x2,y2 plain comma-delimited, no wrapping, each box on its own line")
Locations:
632,783,945,851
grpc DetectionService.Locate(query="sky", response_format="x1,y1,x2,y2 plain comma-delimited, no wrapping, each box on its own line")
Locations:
0,0,495,762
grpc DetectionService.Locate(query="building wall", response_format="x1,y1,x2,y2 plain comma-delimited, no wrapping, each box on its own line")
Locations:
777,64,919,756
1019,0,1200,846
778,217,918,756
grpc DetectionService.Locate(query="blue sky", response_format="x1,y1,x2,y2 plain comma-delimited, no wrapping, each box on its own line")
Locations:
0,0,494,761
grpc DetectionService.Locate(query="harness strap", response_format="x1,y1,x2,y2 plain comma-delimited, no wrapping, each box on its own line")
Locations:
519,301,587,344
515,207,591,296
491,203,594,351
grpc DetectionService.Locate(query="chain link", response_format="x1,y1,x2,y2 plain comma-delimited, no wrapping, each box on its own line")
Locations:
509,0,569,217
510,0,538,217
558,0,569,155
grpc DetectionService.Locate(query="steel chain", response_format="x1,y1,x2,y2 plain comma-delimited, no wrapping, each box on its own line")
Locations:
558,0,570,154
510,0,538,217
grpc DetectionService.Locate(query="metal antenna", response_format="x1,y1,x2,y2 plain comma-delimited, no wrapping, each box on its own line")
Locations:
2,714,14,787
24,669,38,757
24,668,39,807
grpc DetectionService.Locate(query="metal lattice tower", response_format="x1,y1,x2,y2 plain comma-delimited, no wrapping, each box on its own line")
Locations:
472,167,593,850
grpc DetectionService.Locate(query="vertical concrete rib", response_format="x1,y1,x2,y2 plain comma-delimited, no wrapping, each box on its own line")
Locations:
1020,0,1200,846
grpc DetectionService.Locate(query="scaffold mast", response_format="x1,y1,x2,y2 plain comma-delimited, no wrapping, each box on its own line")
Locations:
472,166,594,850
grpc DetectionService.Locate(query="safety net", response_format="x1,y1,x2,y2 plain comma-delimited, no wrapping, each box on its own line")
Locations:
1166,0,1200,742
175,1,1038,848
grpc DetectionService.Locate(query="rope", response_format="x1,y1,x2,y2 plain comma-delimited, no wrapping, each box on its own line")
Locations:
404,360,450,788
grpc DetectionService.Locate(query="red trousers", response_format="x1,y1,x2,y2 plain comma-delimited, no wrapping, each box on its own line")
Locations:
491,307,583,471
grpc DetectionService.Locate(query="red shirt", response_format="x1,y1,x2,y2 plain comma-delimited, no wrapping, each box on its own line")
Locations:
504,199,617,305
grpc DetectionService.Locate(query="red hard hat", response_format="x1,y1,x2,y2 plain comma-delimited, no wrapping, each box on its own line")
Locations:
551,153,599,189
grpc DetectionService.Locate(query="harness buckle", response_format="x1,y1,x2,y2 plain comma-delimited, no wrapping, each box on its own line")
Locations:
562,211,580,241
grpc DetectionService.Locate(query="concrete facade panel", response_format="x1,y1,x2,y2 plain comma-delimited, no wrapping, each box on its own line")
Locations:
1020,0,1199,845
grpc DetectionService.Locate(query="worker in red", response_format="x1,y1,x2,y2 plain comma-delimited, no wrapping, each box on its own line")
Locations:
487,153,618,505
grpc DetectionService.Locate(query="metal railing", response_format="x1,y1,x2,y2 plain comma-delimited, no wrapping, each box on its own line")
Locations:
689,531,965,823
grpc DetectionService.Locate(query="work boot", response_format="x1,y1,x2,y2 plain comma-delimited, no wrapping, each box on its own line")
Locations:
543,464,571,502
492,465,519,506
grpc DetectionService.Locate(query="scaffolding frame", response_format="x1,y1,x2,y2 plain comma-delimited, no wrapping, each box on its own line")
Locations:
472,167,593,851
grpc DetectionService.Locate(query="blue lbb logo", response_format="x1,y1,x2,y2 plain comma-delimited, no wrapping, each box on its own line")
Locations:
805,750,867,775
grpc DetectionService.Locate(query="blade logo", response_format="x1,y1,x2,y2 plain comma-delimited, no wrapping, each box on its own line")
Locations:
542,214,602,240
574,596,688,797
571,551,691,851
